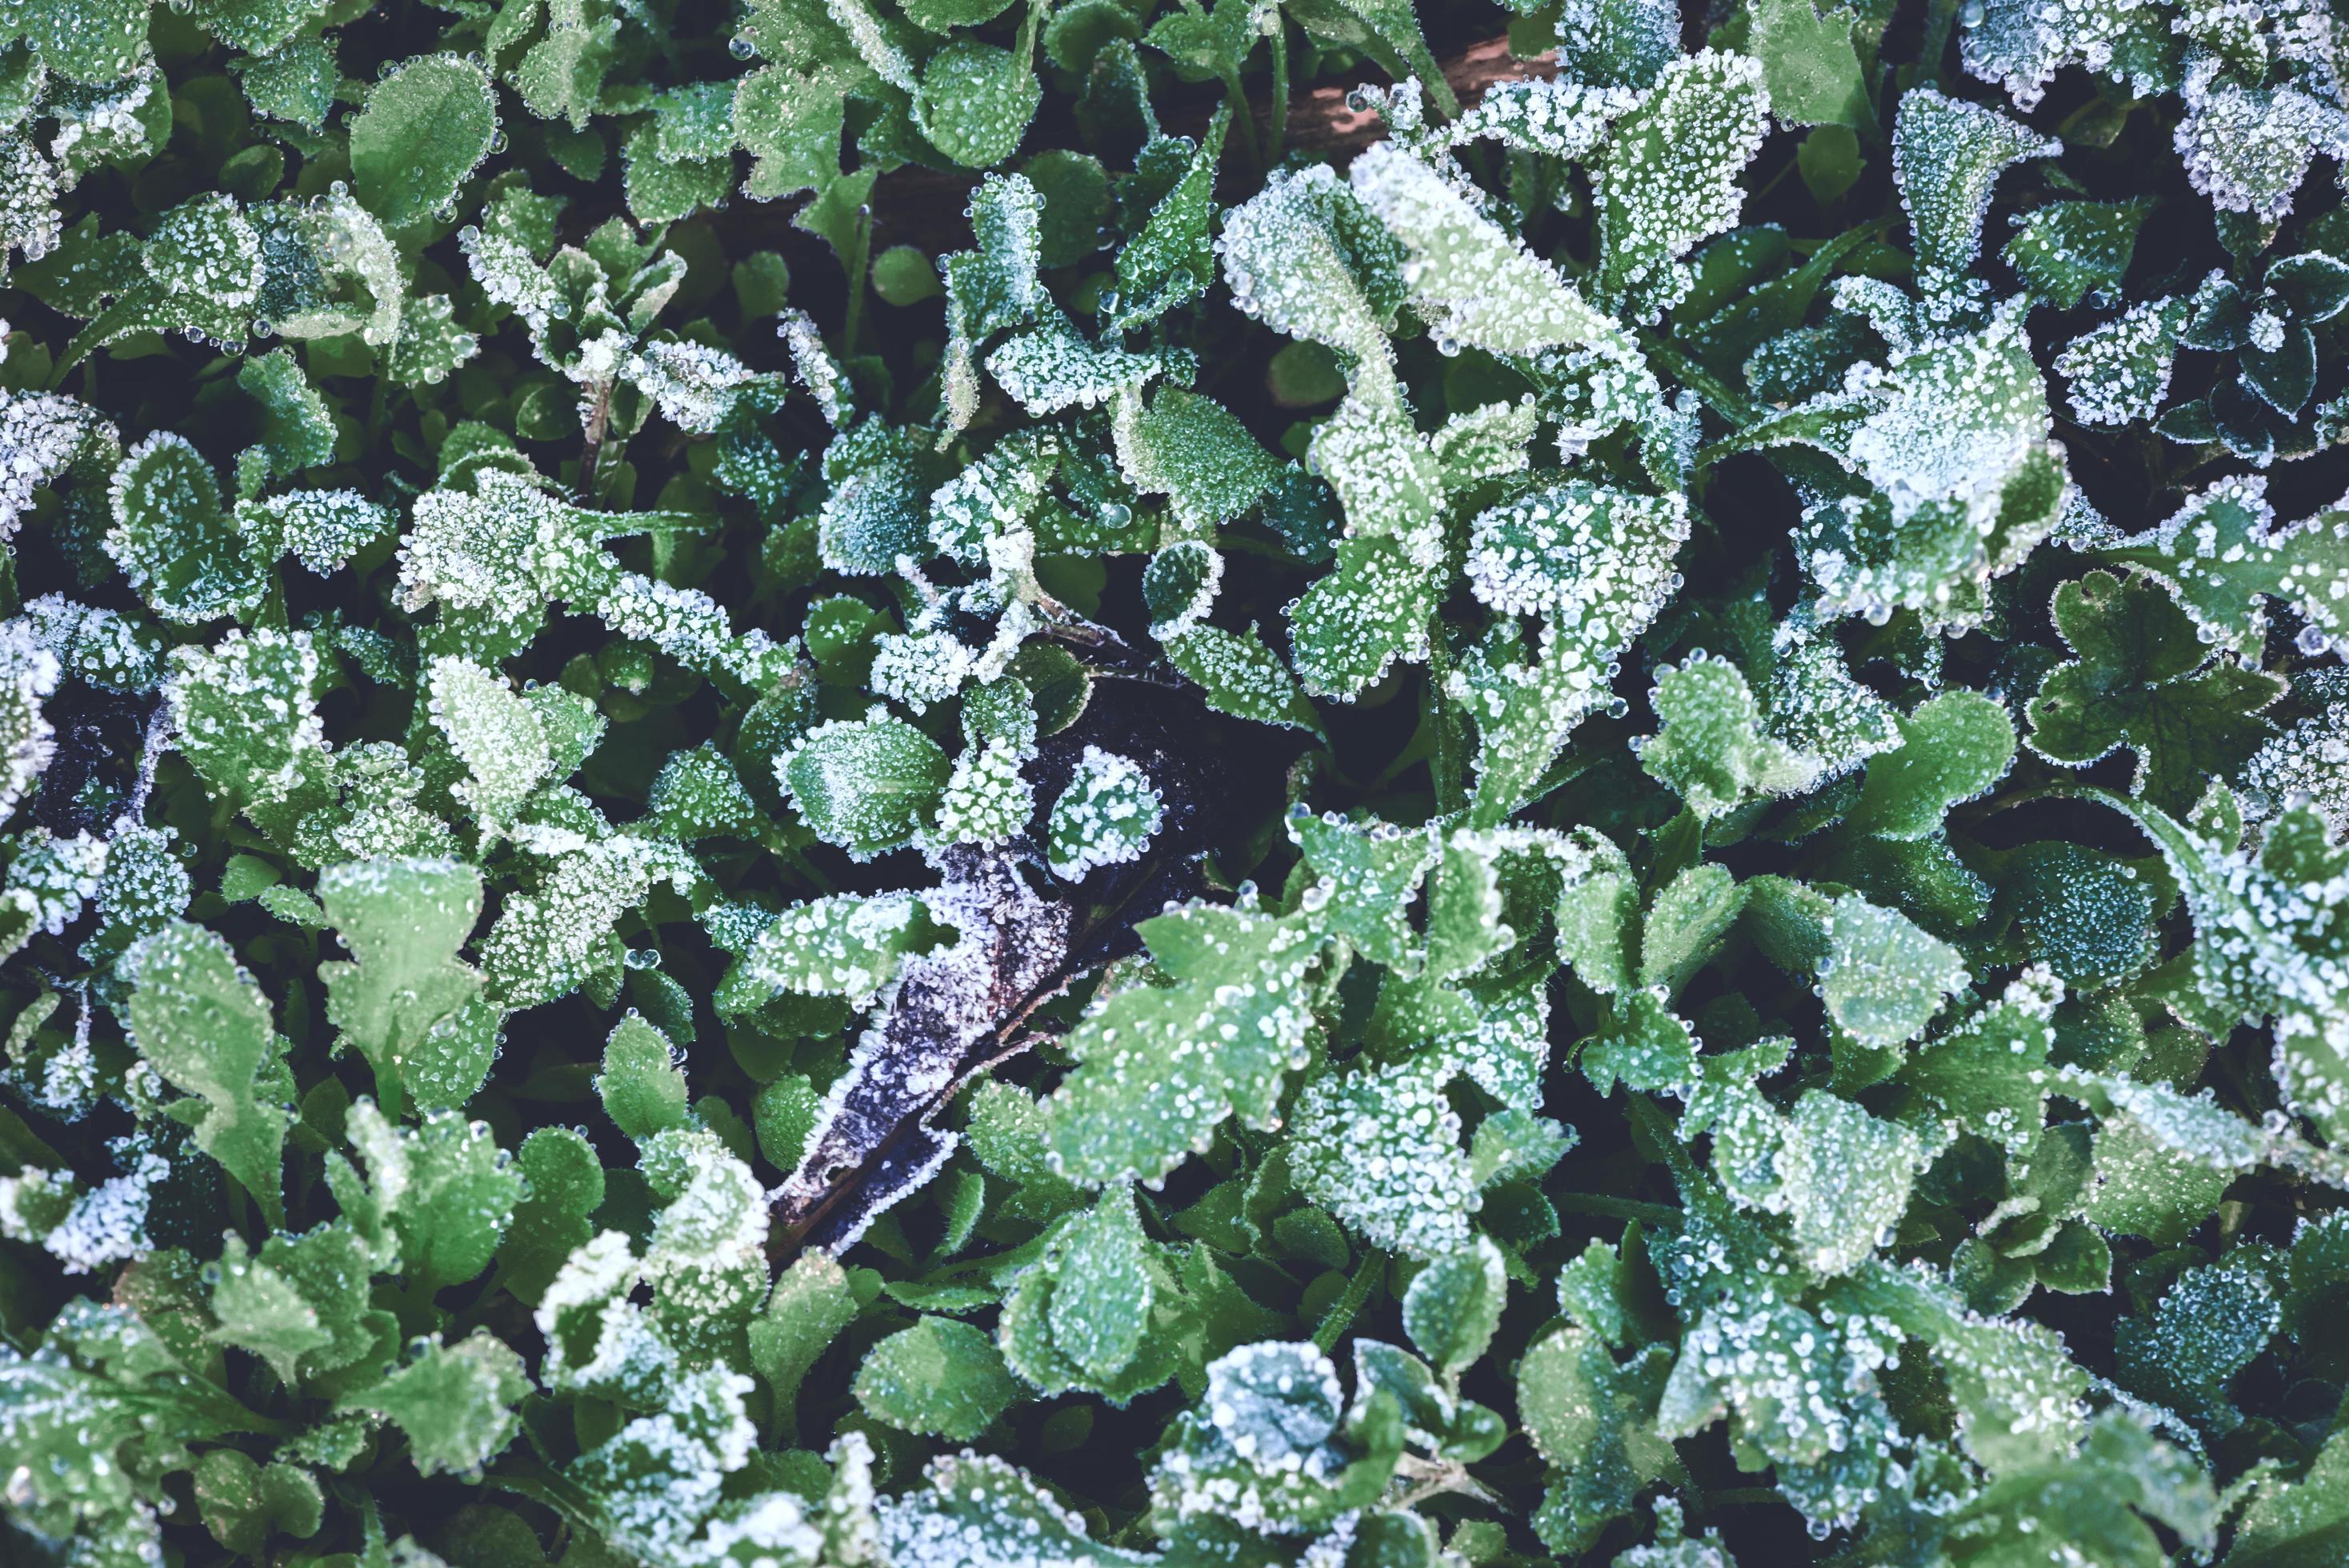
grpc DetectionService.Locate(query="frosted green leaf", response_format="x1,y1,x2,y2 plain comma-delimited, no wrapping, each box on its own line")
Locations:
1830,1260,2089,1472
2076,795,2349,1141
2175,66,2349,224
338,1331,530,1477
1748,0,1867,128
1289,536,1435,699
1141,539,1222,638
1046,903,1326,1186
1106,106,1228,330
479,838,689,1009
1404,1235,1505,1375
2055,296,2187,427
1292,810,1439,969
318,858,489,1119
1305,396,1444,557
1641,864,1746,995
598,1013,690,1142
165,627,325,814
986,312,1166,416
1112,386,1281,533
512,0,619,130
349,55,498,230
1045,1186,1151,1379
1637,656,1812,819
234,348,334,490
1447,76,1637,161
645,743,759,841
1464,479,1688,622
1219,162,1405,400
881,1450,1150,1567
938,171,1044,430
733,892,950,1010
1845,690,2015,840
1820,893,1968,1045
0,390,116,547
1891,86,2057,284
2025,569,2284,814
2102,476,2349,660
1555,0,1679,91
1292,1053,1477,1258
1594,49,1771,322
0,623,58,826
1162,624,1321,734
498,1126,605,1306
190,1450,322,1554
206,1233,330,1386
1519,1324,1676,1554
123,921,288,1226
104,433,266,625
1744,313,2066,624
238,37,337,129
778,712,950,858
9,0,149,85
1777,1090,1922,1275
935,743,1035,849
2003,198,2151,310
1351,140,1631,354
914,6,1042,169
749,1253,858,1415
238,490,394,578
426,656,552,831
1046,746,1163,881
854,1316,1017,1439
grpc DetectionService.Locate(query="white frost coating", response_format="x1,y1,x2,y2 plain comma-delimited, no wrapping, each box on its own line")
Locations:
2175,61,2349,223
0,620,58,826
0,390,113,546
627,340,762,434
2056,296,2187,427
1348,141,1630,358
779,308,851,427
1045,748,1163,882
2242,702,2349,836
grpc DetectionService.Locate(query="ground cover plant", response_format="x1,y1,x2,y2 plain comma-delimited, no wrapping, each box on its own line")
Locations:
6,0,2349,1562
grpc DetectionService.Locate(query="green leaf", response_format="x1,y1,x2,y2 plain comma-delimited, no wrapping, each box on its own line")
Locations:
1113,386,1282,533
749,1253,860,1420
318,858,489,1119
1820,893,1969,1045
124,921,289,1226
598,1013,690,1141
2101,478,2349,661
1638,656,1812,819
1045,1186,1153,1380
1891,86,2058,283
2027,570,2283,815
1845,690,2016,840
1775,1090,1922,1275
337,1330,532,1477
1595,48,1771,322
105,433,266,625
915,2,1042,168
348,54,498,230
1520,1326,1677,1554
778,712,952,858
1403,1236,1506,1377
192,1450,322,1554
2004,199,2153,310
854,1315,1018,1439
1046,904,1327,1186
1748,0,1868,129
1162,624,1323,734
1107,107,1229,330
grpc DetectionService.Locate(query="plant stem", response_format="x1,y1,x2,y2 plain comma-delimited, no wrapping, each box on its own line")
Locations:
1312,1251,1382,1351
